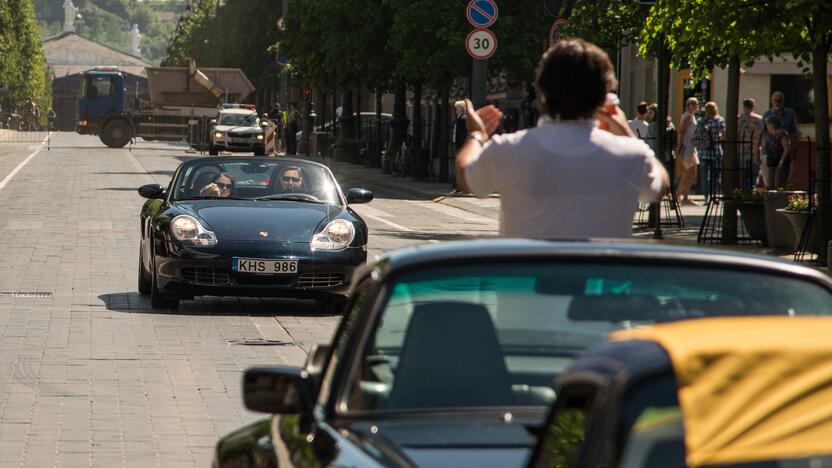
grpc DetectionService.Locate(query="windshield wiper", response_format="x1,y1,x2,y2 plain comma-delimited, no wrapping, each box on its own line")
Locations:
254,194,324,203
178,196,250,201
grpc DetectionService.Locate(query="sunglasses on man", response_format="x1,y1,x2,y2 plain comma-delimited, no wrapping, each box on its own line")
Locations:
281,176,301,183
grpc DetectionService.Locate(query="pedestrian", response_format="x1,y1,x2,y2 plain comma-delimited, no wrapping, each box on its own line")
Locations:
762,115,792,190
452,100,468,190
697,101,726,203
760,91,799,184
455,38,668,239
675,98,700,206
286,102,300,155
738,98,763,190
628,101,650,139
645,103,659,155
269,102,284,153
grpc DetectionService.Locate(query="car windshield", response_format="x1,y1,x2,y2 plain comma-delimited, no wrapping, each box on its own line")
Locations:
345,263,832,413
171,159,341,204
219,113,258,126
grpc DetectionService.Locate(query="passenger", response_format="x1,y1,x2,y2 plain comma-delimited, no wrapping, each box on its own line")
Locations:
275,166,305,194
200,172,235,198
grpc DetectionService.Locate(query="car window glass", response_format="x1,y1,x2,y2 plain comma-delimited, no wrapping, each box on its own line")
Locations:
619,373,684,468
532,389,596,468
318,279,374,407
171,160,341,203
219,113,258,126
344,263,832,413
91,77,113,97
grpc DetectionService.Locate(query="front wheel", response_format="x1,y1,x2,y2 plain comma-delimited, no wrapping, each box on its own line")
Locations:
101,120,131,148
208,145,219,156
138,248,151,295
318,296,347,315
149,254,179,309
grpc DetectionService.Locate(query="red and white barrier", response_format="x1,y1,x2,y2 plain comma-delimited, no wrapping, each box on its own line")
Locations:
265,122,276,155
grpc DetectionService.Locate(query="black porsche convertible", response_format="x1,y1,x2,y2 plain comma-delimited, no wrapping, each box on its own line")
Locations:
137,157,373,310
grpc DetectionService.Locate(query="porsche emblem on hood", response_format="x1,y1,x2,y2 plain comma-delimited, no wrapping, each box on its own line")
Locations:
259,231,269,238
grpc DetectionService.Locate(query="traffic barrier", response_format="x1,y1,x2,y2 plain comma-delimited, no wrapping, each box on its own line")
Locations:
265,122,276,155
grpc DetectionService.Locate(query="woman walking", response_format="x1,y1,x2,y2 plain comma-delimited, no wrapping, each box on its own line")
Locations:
698,101,726,202
762,115,792,189
675,98,700,205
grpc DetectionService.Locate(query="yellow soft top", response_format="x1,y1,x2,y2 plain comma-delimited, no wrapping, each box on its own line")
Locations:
610,317,832,467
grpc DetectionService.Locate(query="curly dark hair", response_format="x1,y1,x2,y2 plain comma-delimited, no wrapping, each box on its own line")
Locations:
534,38,618,121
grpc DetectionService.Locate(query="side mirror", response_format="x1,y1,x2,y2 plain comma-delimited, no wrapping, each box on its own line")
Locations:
346,188,374,204
243,366,313,415
210,119,217,125
138,183,165,199
261,121,270,127
304,344,331,387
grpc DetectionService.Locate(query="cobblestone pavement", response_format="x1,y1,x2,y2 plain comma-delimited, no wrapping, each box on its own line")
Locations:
0,133,500,467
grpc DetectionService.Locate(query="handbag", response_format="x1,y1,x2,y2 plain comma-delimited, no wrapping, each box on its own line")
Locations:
692,120,710,150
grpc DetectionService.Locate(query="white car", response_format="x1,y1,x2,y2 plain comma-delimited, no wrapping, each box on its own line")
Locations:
210,106,266,156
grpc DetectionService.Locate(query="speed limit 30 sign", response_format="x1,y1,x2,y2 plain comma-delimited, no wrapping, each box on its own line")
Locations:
466,28,497,60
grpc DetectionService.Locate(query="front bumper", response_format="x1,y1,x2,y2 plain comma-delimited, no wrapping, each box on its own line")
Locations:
212,137,264,152
154,241,365,300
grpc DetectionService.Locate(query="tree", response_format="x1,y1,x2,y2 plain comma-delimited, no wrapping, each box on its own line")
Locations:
640,0,786,244
162,0,215,66
779,1,832,264
8,0,51,121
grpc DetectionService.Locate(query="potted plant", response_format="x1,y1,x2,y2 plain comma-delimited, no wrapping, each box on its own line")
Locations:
776,193,818,253
765,188,804,249
730,187,766,242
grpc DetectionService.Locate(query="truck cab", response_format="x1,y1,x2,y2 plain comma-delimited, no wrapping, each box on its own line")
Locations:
78,69,132,148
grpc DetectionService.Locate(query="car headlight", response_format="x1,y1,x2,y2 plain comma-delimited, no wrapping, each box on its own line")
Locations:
311,219,355,251
256,134,264,140
171,215,217,246
214,132,223,139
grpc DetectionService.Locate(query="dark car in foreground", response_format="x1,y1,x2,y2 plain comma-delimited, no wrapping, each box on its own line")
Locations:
212,240,832,468
530,317,832,468
137,156,373,310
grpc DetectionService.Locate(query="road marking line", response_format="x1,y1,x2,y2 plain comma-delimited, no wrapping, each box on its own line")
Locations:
361,213,414,232
0,134,49,193
406,199,496,224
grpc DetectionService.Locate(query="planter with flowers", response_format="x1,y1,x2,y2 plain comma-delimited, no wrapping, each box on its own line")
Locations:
765,189,805,249
775,193,819,253
730,187,766,242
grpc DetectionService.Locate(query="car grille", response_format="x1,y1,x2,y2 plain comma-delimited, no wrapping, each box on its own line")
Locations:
297,272,345,288
235,275,294,286
229,132,254,138
181,267,230,285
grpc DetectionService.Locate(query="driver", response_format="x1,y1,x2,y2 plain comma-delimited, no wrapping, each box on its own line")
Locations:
275,166,306,194
200,172,235,198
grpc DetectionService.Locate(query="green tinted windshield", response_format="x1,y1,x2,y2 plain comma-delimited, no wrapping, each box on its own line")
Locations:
345,263,832,413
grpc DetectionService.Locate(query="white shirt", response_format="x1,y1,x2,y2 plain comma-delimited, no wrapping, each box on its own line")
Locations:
628,118,650,139
464,119,664,239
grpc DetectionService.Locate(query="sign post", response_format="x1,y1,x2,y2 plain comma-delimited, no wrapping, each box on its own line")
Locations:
549,17,567,48
466,0,498,108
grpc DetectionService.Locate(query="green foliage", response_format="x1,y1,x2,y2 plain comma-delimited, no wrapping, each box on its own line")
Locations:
561,0,648,51
489,1,552,82
2,0,51,119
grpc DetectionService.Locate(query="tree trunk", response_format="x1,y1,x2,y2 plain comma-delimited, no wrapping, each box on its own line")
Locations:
813,40,831,266
374,88,383,168
411,82,426,178
651,38,671,238
721,54,741,244
356,89,362,140
439,85,450,183
387,79,408,174
334,89,357,162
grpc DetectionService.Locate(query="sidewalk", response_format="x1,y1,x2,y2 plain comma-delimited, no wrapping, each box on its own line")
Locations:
297,155,822,269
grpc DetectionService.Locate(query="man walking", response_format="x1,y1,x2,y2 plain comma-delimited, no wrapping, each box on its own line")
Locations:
455,38,668,240
760,92,798,184
286,102,300,155
628,101,649,139
738,98,762,189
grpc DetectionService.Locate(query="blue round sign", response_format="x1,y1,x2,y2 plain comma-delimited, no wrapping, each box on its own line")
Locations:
466,0,498,28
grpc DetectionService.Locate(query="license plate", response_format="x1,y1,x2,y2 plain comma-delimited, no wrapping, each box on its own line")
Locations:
233,258,298,274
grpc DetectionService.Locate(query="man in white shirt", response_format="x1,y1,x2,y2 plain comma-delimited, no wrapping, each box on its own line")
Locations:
628,101,650,139
456,38,668,240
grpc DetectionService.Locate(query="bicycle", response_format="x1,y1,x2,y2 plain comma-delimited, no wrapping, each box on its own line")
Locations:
390,139,410,177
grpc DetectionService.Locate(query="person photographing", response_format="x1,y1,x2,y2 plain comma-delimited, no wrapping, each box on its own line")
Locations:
455,38,668,239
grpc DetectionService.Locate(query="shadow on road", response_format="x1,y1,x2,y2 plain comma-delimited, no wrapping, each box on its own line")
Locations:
382,231,495,242
98,292,338,317
96,187,146,191
95,170,176,176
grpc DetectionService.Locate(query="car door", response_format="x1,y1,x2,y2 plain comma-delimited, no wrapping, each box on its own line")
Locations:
272,277,380,466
